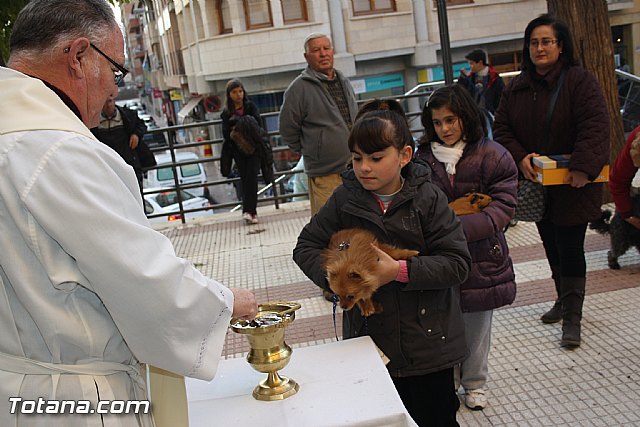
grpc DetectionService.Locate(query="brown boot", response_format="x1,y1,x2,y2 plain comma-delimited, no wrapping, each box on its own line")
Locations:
561,318,581,348
541,300,562,324
560,277,586,348
541,267,562,324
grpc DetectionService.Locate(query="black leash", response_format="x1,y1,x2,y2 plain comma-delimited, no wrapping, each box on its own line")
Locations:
331,294,368,342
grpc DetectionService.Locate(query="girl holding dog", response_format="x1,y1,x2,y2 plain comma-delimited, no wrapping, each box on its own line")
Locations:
294,109,472,426
415,85,518,411
220,79,264,224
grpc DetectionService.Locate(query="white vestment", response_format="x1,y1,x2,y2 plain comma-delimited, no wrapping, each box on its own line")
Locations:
0,67,233,426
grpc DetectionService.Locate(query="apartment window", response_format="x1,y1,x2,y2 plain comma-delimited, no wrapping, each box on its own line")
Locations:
352,0,396,16
281,0,308,24
243,0,273,30
432,0,474,7
216,0,232,34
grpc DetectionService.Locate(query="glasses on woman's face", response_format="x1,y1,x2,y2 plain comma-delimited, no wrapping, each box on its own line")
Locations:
432,116,459,129
90,43,129,85
528,38,559,49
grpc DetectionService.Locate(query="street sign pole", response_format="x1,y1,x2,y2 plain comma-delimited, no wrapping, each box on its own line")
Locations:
436,0,454,85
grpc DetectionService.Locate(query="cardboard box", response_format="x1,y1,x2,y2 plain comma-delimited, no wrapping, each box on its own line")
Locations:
532,155,609,186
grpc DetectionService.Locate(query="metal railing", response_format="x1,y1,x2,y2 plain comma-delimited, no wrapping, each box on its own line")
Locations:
617,69,640,133
143,68,638,224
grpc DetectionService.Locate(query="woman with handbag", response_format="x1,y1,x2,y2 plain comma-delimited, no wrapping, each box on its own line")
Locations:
220,79,264,224
493,14,610,348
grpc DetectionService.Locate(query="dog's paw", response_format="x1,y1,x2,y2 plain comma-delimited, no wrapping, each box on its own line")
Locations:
607,251,621,270
358,298,382,317
373,301,384,315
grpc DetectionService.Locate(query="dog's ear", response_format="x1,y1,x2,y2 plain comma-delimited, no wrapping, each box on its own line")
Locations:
321,248,336,270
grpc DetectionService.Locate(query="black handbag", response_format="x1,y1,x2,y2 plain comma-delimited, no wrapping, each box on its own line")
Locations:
514,70,566,222
515,179,546,222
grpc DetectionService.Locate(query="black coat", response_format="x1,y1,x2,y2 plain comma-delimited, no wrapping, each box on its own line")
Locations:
493,63,610,225
457,65,505,114
293,161,471,377
91,106,150,175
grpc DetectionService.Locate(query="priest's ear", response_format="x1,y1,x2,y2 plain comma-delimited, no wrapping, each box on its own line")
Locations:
63,38,92,80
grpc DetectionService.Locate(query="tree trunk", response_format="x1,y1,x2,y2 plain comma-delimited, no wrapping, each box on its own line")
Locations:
547,0,624,203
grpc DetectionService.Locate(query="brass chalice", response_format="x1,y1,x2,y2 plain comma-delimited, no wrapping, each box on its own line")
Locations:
230,302,301,401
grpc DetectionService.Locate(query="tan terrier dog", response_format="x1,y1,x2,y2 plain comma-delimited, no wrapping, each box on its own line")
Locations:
322,228,419,316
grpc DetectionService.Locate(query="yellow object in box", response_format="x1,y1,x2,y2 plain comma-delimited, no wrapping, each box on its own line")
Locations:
532,155,609,186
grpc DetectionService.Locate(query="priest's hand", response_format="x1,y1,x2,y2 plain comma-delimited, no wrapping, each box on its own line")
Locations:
230,288,258,320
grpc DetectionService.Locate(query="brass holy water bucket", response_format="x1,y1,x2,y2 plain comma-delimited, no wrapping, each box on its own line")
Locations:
230,302,301,401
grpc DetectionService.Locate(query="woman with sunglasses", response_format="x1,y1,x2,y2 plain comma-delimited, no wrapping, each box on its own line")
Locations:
493,14,610,348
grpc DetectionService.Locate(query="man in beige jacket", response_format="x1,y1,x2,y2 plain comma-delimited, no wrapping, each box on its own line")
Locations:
0,1,257,426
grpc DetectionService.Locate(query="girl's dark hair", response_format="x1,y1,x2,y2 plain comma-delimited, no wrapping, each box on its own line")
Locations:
521,13,579,72
224,78,247,113
348,110,413,154
420,85,484,145
355,98,408,123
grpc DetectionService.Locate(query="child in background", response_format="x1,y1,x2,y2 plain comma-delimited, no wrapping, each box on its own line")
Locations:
415,85,518,410
293,109,471,426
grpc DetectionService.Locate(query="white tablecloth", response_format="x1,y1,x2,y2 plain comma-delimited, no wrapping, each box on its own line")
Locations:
186,336,417,427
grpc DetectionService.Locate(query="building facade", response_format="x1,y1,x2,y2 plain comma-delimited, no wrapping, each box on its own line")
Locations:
122,0,638,132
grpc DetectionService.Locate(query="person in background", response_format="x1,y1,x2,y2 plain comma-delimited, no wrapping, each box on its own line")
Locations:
91,94,154,195
220,78,265,225
457,49,504,140
0,1,257,425
493,14,610,348
279,32,358,216
458,49,504,117
609,125,640,229
279,32,359,301
294,110,471,426
416,85,518,411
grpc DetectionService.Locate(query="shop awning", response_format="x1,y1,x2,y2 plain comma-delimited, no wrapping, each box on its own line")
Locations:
177,96,204,120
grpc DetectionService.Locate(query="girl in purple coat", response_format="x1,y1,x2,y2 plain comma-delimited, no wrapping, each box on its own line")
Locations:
415,85,518,411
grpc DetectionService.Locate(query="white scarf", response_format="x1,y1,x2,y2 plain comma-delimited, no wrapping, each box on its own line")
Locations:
430,140,466,175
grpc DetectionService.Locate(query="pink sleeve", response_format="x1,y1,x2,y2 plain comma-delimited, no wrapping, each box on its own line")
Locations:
395,260,409,283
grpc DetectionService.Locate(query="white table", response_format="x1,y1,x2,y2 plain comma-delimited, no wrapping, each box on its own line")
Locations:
186,336,417,427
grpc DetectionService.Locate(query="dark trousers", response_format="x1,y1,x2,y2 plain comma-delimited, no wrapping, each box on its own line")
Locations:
235,153,260,215
392,367,460,427
536,220,588,278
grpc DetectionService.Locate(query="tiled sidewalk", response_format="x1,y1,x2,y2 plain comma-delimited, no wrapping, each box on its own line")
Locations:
158,201,640,426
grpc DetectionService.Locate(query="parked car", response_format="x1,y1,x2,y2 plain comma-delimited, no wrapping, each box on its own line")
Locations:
142,125,167,149
125,100,145,113
138,113,156,128
143,151,210,200
144,188,212,224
